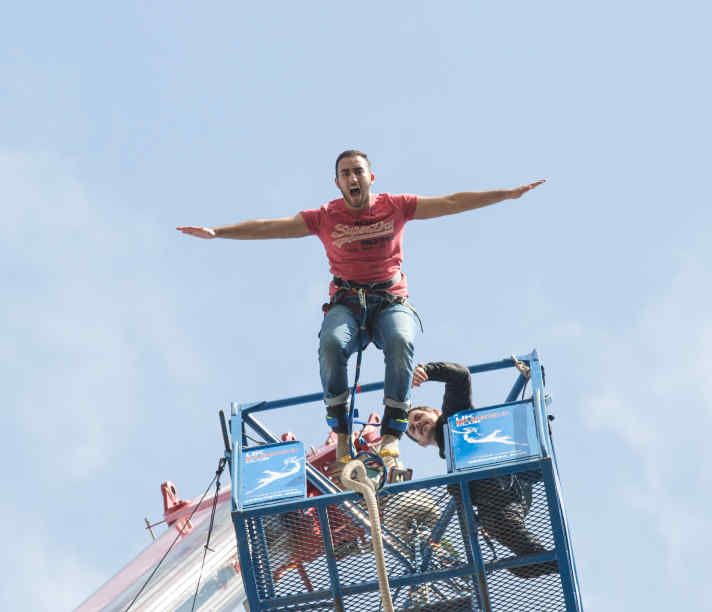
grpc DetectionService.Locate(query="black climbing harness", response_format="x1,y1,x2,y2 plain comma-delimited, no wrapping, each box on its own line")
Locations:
327,273,423,335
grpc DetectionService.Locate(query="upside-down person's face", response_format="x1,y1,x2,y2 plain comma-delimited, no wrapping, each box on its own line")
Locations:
335,155,374,211
407,409,440,447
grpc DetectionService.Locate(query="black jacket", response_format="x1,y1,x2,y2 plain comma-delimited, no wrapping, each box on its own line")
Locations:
420,362,474,459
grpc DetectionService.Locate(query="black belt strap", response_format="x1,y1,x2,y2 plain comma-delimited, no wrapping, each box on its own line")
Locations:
333,272,401,292
327,271,423,333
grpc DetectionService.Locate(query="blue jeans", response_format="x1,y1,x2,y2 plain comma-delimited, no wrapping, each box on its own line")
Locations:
318,294,419,409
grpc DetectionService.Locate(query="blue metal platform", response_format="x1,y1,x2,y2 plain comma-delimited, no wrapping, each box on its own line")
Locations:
225,351,583,611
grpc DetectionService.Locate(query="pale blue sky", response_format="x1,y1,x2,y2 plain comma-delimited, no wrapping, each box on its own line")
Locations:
2,2,711,610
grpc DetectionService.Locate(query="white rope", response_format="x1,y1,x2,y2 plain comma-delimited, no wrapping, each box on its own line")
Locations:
341,460,394,612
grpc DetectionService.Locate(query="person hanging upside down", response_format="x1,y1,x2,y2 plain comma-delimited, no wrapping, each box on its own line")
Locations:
408,362,559,579
178,150,544,473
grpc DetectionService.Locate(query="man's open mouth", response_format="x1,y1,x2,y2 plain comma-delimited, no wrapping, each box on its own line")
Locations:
349,187,361,197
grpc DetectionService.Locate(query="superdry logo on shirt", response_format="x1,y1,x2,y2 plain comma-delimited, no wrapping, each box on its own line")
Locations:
331,218,394,248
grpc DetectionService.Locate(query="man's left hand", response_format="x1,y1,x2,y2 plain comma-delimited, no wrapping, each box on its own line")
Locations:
509,179,546,199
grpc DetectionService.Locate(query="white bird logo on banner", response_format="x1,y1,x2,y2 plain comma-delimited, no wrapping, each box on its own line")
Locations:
455,427,525,446
250,456,303,492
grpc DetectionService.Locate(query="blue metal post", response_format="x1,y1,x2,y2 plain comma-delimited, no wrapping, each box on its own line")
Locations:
419,498,457,573
528,351,552,458
459,480,492,611
316,505,345,611
229,404,242,510
540,460,583,611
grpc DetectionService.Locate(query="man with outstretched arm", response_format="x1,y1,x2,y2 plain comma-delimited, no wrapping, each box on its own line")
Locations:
407,361,558,579
178,150,544,474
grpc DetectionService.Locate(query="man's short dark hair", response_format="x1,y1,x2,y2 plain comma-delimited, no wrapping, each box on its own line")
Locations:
335,149,370,176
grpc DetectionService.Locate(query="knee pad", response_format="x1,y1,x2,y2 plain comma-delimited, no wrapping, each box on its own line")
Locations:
381,405,409,438
326,403,349,434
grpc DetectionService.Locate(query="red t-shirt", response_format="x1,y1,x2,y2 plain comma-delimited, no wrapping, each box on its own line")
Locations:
300,193,419,297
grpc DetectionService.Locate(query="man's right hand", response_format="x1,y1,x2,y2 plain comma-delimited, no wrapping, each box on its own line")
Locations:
412,364,429,387
176,226,216,239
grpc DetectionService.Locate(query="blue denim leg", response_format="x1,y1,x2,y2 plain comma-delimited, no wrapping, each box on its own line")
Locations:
371,302,419,407
318,303,369,405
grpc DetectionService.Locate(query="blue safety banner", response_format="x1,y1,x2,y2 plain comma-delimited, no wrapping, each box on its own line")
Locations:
238,441,306,508
445,402,540,472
